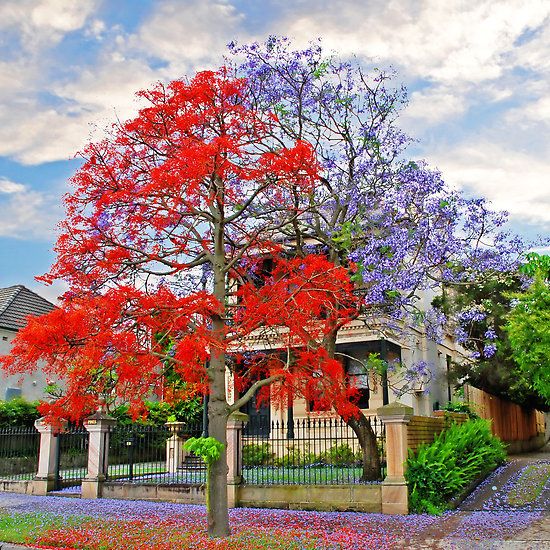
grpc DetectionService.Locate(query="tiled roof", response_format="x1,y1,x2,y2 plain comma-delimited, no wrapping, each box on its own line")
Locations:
0,285,55,331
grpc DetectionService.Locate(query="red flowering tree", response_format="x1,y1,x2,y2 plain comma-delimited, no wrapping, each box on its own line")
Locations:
0,69,364,537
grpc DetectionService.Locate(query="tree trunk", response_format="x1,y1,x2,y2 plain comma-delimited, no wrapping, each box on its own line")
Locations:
346,413,382,481
207,211,231,538
206,383,230,537
323,330,382,481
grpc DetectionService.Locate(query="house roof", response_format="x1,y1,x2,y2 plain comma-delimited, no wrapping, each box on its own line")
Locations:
0,285,55,332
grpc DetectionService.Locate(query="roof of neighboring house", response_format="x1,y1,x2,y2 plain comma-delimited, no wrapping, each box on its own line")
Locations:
0,285,55,331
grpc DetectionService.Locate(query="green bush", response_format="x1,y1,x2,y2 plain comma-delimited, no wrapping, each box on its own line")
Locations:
0,399,40,427
111,399,202,426
405,419,506,514
320,444,357,466
242,443,273,466
275,445,317,467
442,401,479,420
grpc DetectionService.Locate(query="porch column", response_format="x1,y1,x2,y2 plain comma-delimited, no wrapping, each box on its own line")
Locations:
377,402,413,514
81,411,116,499
32,418,67,495
226,411,248,507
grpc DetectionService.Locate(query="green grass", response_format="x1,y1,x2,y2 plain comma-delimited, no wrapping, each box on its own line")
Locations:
242,465,379,484
0,512,324,549
0,512,81,544
508,463,550,506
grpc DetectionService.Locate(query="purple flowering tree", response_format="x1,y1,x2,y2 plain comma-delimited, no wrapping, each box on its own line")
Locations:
229,37,525,478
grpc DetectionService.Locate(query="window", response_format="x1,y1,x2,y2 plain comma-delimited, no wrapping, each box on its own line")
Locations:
5,387,22,400
346,358,370,409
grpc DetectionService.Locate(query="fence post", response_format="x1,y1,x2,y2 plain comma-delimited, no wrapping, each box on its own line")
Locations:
165,421,186,473
32,418,66,495
226,411,248,508
81,411,116,499
377,402,413,514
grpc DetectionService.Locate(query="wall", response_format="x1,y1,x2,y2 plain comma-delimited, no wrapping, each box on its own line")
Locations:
237,484,381,512
407,411,468,452
464,385,547,453
102,482,206,504
0,327,51,401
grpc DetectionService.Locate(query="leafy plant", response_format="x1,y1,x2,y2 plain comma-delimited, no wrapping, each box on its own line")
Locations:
183,437,224,466
406,419,506,514
242,443,273,466
111,399,202,427
320,443,357,466
0,399,40,427
183,436,225,513
275,445,317,467
442,401,479,420
505,272,550,406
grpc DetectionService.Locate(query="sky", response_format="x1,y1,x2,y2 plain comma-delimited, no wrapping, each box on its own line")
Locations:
0,0,549,303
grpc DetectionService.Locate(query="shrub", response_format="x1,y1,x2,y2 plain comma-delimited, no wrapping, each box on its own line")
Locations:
275,445,317,467
320,444,357,466
111,399,202,426
0,399,40,427
442,401,479,420
406,419,506,514
242,443,273,466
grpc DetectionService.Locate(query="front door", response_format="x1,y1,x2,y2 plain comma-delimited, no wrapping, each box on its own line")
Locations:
243,392,270,437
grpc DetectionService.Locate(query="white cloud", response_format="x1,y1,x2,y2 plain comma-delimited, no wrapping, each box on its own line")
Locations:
0,184,61,239
506,95,550,128
31,280,68,304
431,141,550,229
402,86,467,125
133,0,245,72
0,178,26,194
281,0,550,84
0,0,98,51
0,0,250,164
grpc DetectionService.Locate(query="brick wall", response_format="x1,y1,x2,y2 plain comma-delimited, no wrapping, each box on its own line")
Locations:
407,411,468,452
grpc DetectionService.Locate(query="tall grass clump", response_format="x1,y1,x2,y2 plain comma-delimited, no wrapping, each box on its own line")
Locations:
406,419,506,514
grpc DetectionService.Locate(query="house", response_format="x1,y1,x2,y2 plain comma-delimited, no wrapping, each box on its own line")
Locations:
0,285,55,401
233,278,462,431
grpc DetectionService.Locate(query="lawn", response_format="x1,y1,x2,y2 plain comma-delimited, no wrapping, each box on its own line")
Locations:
0,493,543,550
242,465,378,485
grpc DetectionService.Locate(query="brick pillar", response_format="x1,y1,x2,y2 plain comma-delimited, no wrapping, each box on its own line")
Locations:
32,418,67,495
81,411,116,499
165,422,186,474
226,411,248,507
377,402,413,514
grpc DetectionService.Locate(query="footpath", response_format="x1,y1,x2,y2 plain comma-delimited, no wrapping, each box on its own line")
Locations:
0,445,548,549
403,444,550,549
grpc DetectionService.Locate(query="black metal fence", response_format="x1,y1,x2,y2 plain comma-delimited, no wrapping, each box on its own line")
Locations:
107,422,205,485
242,416,386,485
54,425,89,489
0,426,40,480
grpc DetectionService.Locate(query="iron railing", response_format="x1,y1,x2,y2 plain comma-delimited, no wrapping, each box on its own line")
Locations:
242,416,385,485
55,425,89,489
0,425,40,480
107,422,205,485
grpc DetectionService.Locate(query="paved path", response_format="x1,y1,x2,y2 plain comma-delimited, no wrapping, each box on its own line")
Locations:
403,444,550,549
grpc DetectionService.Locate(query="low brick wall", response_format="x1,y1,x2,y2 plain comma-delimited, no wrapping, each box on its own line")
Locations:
101,482,382,512
0,479,39,495
237,484,381,513
407,412,468,452
102,482,206,504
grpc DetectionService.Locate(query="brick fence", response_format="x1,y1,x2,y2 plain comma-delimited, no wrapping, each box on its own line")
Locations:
407,411,469,452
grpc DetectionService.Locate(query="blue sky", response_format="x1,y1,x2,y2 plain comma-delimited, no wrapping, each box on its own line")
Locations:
0,0,549,302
